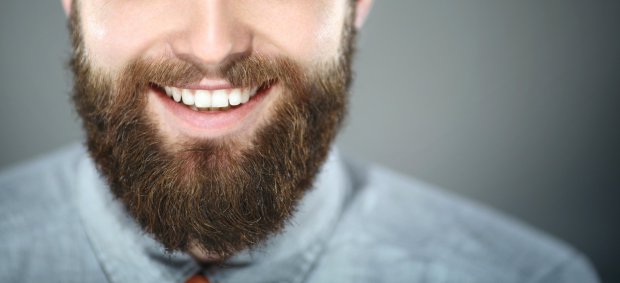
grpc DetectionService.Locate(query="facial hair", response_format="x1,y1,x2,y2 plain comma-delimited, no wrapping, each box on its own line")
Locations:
69,4,356,258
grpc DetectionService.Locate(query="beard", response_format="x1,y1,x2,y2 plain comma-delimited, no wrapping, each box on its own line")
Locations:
69,5,356,258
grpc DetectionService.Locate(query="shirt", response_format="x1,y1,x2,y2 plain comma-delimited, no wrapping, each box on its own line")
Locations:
0,143,599,283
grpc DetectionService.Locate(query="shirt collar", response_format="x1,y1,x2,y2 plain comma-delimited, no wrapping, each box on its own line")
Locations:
74,148,351,283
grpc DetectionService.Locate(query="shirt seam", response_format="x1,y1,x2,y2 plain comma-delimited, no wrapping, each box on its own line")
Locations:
293,164,356,283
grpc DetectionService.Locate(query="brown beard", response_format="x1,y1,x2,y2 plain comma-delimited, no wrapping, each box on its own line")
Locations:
69,4,356,258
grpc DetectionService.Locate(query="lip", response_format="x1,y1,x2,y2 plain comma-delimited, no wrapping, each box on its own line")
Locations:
174,78,239,90
148,81,276,138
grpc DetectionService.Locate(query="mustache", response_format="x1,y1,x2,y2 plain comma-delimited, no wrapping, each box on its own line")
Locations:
123,54,306,92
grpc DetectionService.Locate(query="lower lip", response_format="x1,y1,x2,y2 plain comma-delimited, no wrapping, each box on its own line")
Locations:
151,84,274,137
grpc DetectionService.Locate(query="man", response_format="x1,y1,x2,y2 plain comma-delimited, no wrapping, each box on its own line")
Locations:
0,0,599,282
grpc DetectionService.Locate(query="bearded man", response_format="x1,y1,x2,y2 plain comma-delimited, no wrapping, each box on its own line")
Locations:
0,0,600,282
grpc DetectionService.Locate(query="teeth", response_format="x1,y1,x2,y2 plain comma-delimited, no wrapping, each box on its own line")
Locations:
211,90,228,107
228,89,241,106
194,90,211,108
163,86,261,110
250,86,259,97
171,88,182,102
240,88,250,103
181,89,194,105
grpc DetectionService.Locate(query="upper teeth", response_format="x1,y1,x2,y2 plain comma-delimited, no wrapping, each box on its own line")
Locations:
163,86,259,109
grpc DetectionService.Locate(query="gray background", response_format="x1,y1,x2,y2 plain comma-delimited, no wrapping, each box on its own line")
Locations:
1,0,618,281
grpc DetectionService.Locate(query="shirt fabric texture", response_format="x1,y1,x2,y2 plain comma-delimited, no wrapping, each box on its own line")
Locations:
0,144,599,283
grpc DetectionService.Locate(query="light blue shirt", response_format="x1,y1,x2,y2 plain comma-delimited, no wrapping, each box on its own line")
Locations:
0,144,599,282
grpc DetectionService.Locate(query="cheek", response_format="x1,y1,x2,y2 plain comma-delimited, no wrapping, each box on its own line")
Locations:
242,1,347,63
80,0,181,71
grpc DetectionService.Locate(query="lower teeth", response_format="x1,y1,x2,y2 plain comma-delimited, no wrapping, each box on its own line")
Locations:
189,105,231,112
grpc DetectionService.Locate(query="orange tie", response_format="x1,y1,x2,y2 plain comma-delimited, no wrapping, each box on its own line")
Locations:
185,274,210,283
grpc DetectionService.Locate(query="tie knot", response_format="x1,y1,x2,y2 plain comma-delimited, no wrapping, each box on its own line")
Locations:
185,274,211,283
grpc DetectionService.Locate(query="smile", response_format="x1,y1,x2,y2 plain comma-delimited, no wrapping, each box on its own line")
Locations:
163,85,261,111
148,80,277,138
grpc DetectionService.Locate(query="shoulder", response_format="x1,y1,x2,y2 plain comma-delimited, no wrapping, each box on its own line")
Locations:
0,144,104,283
310,158,599,283
0,143,87,223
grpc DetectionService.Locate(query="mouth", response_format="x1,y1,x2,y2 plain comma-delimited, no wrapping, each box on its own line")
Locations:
148,79,277,138
155,81,274,111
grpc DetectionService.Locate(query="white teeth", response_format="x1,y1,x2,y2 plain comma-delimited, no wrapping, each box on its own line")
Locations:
172,88,182,102
228,89,241,106
240,88,250,103
211,90,229,107
181,89,194,105
194,90,212,108
250,86,259,97
162,85,262,110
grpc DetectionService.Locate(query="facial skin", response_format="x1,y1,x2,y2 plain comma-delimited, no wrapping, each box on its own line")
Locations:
63,0,372,260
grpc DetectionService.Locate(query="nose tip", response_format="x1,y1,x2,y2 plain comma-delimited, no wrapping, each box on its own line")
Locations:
183,27,235,66
170,1,251,70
